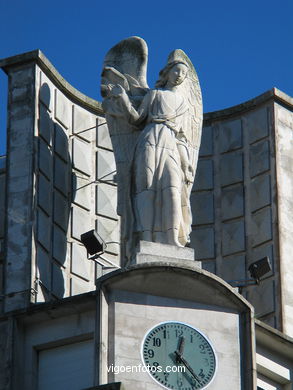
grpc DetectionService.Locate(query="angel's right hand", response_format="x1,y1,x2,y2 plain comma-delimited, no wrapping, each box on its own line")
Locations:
110,84,127,97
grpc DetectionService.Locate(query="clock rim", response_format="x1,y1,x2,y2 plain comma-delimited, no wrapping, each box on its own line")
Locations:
140,320,218,390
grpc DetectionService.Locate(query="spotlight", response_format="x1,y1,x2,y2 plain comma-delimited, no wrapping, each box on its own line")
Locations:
80,230,105,255
228,256,273,292
248,256,272,283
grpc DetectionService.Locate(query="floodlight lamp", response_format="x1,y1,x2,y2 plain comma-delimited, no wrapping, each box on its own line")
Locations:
248,256,272,282
80,230,105,255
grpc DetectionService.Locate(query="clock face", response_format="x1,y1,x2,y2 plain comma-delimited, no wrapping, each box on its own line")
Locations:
141,321,217,390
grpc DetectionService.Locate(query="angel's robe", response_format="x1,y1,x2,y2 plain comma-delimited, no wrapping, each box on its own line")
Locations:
132,88,194,247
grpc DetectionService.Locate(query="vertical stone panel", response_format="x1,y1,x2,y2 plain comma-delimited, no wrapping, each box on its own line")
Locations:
199,126,213,156
220,151,243,186
219,118,242,153
4,64,36,311
246,106,268,144
274,103,293,337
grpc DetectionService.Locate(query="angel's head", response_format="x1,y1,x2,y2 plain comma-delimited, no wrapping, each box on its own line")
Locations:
155,61,189,89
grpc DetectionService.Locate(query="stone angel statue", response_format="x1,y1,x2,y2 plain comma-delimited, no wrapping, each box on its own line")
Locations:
101,37,203,263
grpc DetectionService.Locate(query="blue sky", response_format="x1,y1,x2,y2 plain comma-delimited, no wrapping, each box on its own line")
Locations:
0,0,292,156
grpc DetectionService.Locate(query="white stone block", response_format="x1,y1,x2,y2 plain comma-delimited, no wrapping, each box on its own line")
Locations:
73,105,96,141
73,137,92,176
220,151,243,186
222,220,245,256
219,118,242,153
55,90,71,129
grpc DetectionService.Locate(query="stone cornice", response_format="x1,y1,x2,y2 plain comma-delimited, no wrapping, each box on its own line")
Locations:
0,49,104,116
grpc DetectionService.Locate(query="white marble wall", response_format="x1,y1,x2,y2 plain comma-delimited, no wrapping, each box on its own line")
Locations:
1,52,120,310
191,100,278,330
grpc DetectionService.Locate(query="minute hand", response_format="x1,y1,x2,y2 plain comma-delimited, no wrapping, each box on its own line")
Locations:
174,351,201,384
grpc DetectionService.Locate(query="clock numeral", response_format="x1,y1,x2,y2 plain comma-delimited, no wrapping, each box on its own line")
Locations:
198,369,205,379
153,361,160,368
148,349,154,358
177,378,183,388
190,334,193,343
175,329,183,338
163,330,170,339
199,344,206,354
153,337,161,347
163,371,169,381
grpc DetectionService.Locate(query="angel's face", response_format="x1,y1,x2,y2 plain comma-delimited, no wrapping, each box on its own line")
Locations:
167,63,188,86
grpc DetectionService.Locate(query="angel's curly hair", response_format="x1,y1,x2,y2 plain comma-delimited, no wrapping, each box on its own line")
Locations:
155,60,189,88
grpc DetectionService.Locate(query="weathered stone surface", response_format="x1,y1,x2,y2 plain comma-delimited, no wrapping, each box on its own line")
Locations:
251,208,272,247
96,118,112,150
52,262,66,298
0,320,13,389
53,191,69,232
70,276,89,295
220,254,246,281
54,123,69,162
39,73,54,112
39,139,53,180
247,279,275,317
220,151,243,186
221,184,244,220
71,206,92,241
222,220,245,256
73,174,91,210
250,174,271,212
53,224,68,266
96,149,116,182
37,209,51,251
0,174,6,237
73,105,96,141
71,243,91,281
96,183,117,219
246,106,268,144
199,126,213,156
191,191,214,224
250,140,270,177
193,160,213,190
219,118,242,153
55,90,71,128
190,227,215,259
73,137,92,176
38,174,52,215
201,260,216,274
54,156,69,196
134,240,198,266
96,216,119,255
36,245,51,290
39,103,53,145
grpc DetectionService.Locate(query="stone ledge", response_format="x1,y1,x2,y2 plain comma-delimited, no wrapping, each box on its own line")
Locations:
82,383,124,390
133,240,201,268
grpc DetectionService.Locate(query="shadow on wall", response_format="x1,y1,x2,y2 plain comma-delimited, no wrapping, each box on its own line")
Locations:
34,83,77,301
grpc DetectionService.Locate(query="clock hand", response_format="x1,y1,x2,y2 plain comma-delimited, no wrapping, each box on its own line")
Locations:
174,351,201,384
175,337,185,362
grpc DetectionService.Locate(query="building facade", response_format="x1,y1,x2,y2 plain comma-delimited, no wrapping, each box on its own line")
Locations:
0,50,292,390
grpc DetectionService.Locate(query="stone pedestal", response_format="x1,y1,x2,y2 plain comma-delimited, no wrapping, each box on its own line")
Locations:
132,240,202,268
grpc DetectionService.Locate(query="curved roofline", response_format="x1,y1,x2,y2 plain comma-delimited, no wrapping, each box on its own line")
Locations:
0,49,104,116
204,87,293,124
97,261,254,311
1,50,292,121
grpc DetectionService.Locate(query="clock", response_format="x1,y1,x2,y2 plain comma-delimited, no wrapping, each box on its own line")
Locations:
141,321,217,389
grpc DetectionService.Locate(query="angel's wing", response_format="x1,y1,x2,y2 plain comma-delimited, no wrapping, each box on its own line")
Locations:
167,49,203,175
102,36,149,98
101,37,149,229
